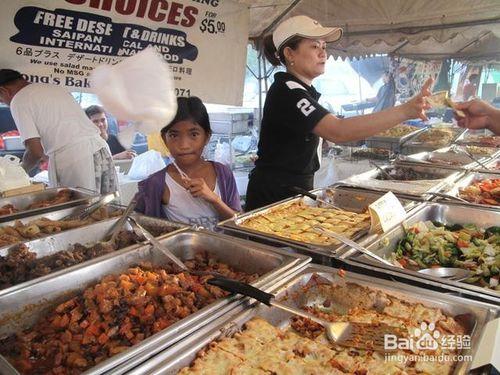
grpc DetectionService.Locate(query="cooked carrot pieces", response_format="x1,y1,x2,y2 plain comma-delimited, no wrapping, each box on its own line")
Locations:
0,252,259,374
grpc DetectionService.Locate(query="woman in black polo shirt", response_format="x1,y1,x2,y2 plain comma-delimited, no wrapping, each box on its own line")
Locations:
245,15,433,211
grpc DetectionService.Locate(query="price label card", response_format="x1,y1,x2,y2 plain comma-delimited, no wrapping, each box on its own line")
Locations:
368,192,406,233
471,318,500,370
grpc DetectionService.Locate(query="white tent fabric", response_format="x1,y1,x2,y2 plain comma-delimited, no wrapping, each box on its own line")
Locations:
237,0,500,61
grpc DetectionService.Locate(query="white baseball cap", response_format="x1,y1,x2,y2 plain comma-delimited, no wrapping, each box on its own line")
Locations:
273,15,343,51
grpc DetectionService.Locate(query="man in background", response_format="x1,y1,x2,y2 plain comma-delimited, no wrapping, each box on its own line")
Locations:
463,73,479,101
0,69,117,193
85,105,136,160
367,71,396,112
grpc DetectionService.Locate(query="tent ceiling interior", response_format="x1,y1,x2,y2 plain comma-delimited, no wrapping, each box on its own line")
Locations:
236,0,500,61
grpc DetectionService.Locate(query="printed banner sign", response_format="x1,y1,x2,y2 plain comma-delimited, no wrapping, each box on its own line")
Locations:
0,0,249,105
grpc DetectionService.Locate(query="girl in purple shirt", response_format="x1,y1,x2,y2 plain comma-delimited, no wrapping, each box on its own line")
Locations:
135,97,241,228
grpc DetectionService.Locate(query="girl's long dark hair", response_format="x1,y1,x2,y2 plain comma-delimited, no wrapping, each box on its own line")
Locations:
161,96,211,136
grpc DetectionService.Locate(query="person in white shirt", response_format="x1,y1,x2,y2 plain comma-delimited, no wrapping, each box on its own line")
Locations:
0,69,117,193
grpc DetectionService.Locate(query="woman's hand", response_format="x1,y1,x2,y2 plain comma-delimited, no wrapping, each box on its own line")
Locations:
184,177,220,203
401,78,433,121
113,150,137,160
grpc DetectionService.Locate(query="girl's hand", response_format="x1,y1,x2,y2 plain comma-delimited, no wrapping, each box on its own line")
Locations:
401,78,433,121
185,178,219,203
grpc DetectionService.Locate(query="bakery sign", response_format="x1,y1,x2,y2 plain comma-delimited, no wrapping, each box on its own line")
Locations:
0,0,249,106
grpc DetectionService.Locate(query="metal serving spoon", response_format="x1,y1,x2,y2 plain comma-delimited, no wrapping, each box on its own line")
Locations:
418,267,471,281
208,277,404,352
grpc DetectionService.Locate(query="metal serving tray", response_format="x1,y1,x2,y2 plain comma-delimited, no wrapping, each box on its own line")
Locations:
218,186,418,264
441,172,500,209
343,202,500,302
468,157,500,175
342,164,464,197
455,131,500,148
365,126,427,152
395,147,492,171
401,127,466,155
129,263,499,375
0,230,310,375
349,147,393,161
0,187,99,223
0,204,123,251
0,214,187,296
462,146,500,159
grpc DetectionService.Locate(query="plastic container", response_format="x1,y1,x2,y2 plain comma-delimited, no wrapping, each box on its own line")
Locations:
2,136,24,150
0,155,31,192
403,119,426,127
211,120,248,134
131,132,148,154
208,112,251,122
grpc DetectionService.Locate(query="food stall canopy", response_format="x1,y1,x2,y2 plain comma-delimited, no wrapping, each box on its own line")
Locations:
237,0,500,61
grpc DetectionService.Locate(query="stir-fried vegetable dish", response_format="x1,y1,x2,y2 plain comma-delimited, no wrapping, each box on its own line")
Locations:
392,221,500,290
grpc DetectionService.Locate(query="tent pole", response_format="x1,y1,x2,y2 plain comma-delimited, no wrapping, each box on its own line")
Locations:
257,0,304,39
356,60,362,106
455,31,492,54
263,56,269,93
258,50,263,123
391,40,410,54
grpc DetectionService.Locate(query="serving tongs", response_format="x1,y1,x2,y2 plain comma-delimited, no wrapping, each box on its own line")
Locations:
313,226,398,267
369,161,395,180
461,148,490,170
127,215,188,271
422,191,469,203
288,186,343,210
127,216,222,277
63,192,118,221
208,277,404,352
104,198,138,246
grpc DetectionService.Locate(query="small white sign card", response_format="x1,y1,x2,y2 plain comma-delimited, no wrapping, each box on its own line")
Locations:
368,191,406,233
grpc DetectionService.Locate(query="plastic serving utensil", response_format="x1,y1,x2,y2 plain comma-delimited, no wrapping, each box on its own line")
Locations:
172,160,190,180
208,277,404,352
